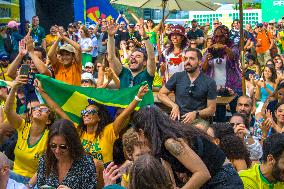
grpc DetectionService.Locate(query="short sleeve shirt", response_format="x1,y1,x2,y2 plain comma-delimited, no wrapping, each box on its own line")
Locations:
165,71,217,115
119,67,154,89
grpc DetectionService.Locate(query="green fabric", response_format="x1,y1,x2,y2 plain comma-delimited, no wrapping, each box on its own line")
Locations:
0,80,7,87
82,53,93,67
35,74,154,124
146,31,157,45
31,26,46,47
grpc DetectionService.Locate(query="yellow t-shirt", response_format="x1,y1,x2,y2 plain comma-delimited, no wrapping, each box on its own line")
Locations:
80,123,118,164
153,72,163,88
13,121,49,178
239,164,284,189
45,34,58,53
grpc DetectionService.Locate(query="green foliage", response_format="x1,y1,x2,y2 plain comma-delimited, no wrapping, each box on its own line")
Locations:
234,3,261,10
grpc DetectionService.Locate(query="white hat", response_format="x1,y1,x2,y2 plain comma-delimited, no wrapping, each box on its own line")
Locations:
81,72,95,83
85,62,94,68
269,19,276,24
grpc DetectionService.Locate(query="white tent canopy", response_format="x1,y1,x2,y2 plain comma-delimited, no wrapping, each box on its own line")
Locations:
110,0,221,11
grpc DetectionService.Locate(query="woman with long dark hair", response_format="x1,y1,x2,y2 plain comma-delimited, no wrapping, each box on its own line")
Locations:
4,75,55,184
131,105,243,189
36,80,149,164
161,25,188,82
37,119,97,189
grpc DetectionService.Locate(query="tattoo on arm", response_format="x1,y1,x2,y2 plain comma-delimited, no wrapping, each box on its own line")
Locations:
165,140,185,157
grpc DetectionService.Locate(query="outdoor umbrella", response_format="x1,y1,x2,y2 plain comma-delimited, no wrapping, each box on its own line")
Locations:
110,0,221,11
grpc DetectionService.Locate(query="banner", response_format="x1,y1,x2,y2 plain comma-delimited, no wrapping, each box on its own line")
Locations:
0,0,20,24
86,0,119,25
262,0,284,22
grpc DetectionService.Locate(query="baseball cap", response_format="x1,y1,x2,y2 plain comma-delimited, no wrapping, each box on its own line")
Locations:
58,44,75,54
129,23,135,28
88,25,96,29
85,62,94,68
256,23,263,27
81,72,95,83
7,21,20,28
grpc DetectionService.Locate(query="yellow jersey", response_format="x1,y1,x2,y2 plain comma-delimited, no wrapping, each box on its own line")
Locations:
13,121,49,178
80,123,118,164
239,164,284,189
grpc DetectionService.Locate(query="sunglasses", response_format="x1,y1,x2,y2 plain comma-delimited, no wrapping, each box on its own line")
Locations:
188,83,195,95
81,79,91,84
213,23,219,25
81,108,98,116
50,143,69,150
26,106,49,113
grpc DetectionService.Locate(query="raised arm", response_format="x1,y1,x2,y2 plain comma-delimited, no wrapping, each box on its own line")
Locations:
25,36,52,76
107,23,122,76
127,9,140,23
35,79,70,120
153,12,171,33
113,84,148,136
7,40,26,79
4,75,26,129
138,19,156,76
165,138,211,189
47,35,61,65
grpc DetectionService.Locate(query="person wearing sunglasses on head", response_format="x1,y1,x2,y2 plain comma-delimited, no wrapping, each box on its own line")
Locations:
158,48,217,124
36,80,149,165
36,119,97,189
3,74,56,186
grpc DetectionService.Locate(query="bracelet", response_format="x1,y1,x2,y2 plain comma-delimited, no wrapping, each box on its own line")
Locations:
134,95,142,102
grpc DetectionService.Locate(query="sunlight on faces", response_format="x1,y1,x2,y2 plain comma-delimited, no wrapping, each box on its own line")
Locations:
50,135,70,161
183,51,200,73
82,105,100,126
129,51,145,72
276,104,284,124
170,33,183,45
31,105,50,123
263,67,273,80
59,50,74,66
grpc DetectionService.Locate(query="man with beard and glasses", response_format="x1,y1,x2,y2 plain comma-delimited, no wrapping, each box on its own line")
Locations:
239,133,284,189
236,95,255,128
158,48,217,124
107,19,155,89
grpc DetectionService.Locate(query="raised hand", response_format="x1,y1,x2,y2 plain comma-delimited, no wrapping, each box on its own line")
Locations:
137,84,149,99
14,75,28,88
103,162,121,186
18,39,27,57
138,18,147,37
107,23,119,37
25,36,34,53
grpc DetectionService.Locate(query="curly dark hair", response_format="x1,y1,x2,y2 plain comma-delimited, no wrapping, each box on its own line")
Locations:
219,134,252,168
45,119,85,176
78,101,113,137
165,34,188,56
129,154,173,189
212,25,231,46
209,123,235,139
131,105,210,156
262,133,284,162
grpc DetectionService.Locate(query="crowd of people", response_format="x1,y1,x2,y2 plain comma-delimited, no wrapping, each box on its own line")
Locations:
1,10,284,189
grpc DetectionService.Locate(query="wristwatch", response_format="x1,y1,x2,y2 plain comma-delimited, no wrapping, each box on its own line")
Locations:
142,36,150,40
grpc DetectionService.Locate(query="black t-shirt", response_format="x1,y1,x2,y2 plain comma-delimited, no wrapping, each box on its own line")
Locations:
165,71,217,115
186,28,204,49
115,29,129,48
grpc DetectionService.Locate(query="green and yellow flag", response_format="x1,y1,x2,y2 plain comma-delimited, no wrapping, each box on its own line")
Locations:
35,74,154,124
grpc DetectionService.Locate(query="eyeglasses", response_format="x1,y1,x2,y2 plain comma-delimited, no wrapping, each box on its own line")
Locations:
188,83,195,95
81,79,91,84
213,23,219,25
30,106,49,113
81,108,98,116
50,143,69,150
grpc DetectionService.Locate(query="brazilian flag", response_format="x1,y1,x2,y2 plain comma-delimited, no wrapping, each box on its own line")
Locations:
35,74,154,124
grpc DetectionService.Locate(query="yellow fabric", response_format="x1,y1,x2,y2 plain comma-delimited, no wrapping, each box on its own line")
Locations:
239,164,284,189
153,72,163,87
80,123,118,163
0,98,17,122
0,65,14,81
13,121,49,178
122,173,129,186
45,34,58,53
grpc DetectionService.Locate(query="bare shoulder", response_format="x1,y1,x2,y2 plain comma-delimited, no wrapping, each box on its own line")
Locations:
164,138,185,157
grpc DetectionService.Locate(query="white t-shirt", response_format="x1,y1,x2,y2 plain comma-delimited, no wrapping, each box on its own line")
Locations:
7,179,27,189
79,38,93,55
213,57,226,88
163,49,187,82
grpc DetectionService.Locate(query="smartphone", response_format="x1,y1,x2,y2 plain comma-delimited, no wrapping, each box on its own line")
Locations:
20,64,30,76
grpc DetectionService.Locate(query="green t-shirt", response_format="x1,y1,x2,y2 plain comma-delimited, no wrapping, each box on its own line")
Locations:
31,26,46,47
119,67,154,89
146,31,157,45
239,164,284,189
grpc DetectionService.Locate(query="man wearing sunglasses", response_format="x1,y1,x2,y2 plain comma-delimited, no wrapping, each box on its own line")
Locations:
158,48,217,124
